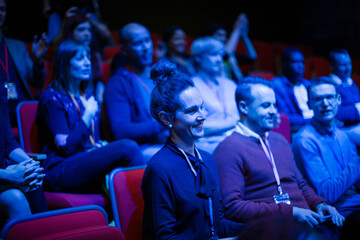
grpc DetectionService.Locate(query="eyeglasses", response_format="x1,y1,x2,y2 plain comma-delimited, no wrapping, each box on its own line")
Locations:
311,94,339,106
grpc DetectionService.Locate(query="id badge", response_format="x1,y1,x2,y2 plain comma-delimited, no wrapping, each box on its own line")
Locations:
4,82,18,99
273,193,291,205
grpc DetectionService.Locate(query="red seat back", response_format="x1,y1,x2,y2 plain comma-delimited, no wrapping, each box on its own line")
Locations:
1,205,124,240
109,166,146,240
103,46,121,62
310,56,331,78
271,113,291,143
17,101,39,153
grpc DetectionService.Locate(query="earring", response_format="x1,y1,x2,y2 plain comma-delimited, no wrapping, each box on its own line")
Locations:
169,124,173,128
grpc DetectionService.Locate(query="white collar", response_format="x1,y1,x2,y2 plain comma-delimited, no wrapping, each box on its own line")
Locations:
235,121,269,140
329,73,353,86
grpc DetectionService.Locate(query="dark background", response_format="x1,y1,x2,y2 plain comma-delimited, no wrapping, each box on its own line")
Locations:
5,0,360,59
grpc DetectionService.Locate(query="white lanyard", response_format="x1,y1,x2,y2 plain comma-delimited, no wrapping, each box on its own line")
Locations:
259,136,283,194
174,145,215,239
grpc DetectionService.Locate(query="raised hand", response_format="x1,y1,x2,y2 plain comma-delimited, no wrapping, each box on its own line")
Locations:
32,32,48,60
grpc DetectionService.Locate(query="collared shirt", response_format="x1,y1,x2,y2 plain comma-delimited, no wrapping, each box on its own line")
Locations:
235,121,268,140
293,84,314,119
329,73,353,86
292,121,360,216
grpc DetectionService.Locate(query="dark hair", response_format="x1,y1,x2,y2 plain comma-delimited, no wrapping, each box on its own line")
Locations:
329,48,350,66
235,76,273,107
281,47,303,64
162,25,183,44
307,76,339,100
201,23,226,37
150,60,194,125
62,13,92,42
51,39,90,94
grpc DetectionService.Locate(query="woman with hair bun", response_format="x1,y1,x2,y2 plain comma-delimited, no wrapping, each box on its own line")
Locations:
141,60,243,239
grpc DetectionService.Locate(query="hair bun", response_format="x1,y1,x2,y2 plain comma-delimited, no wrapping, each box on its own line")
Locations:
150,60,178,85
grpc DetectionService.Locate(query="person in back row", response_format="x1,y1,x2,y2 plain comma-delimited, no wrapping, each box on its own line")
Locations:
214,77,344,239
272,47,313,133
36,40,145,193
292,77,360,224
0,0,48,128
104,23,168,161
191,36,239,154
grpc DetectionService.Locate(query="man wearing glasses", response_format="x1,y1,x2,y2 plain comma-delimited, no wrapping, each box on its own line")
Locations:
292,76,360,223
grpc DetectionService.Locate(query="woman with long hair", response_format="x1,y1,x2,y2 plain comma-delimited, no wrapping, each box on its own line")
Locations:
36,40,145,193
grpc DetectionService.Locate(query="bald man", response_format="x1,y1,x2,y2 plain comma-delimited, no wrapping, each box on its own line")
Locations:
104,23,168,161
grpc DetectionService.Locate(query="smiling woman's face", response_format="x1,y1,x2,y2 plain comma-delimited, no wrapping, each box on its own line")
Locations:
171,87,206,144
70,48,91,81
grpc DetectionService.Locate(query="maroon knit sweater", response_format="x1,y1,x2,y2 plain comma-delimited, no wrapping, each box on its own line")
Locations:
213,131,325,222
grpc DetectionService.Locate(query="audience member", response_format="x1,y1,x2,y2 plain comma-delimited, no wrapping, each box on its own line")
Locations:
0,84,47,228
236,214,325,240
141,60,243,239
329,48,360,126
60,13,105,105
0,0,47,128
272,47,313,133
292,77,360,219
213,77,344,239
104,23,168,161
162,25,196,76
202,13,257,82
46,0,114,51
36,40,145,193
191,36,238,154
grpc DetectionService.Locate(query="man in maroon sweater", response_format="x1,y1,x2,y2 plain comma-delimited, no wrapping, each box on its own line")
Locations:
213,77,344,229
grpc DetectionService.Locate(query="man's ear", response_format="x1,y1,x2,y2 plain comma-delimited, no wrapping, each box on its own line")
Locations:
194,56,201,65
158,111,172,127
238,100,248,115
337,93,342,105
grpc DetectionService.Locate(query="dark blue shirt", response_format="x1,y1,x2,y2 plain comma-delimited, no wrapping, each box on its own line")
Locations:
36,88,101,170
141,141,243,239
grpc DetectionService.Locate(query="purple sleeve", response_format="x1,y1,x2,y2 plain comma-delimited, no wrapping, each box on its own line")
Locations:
40,95,91,156
214,138,293,222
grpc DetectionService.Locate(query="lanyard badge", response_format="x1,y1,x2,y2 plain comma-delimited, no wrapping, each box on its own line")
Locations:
4,82,18,100
259,136,291,205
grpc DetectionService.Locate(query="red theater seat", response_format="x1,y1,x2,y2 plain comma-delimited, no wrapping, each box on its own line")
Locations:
253,40,276,73
271,113,291,143
103,46,121,62
1,205,124,240
109,166,146,240
16,101,110,211
310,56,331,78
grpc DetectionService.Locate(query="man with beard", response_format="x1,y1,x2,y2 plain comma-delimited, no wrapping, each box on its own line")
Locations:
328,49,360,126
214,77,344,239
104,23,168,161
272,47,312,133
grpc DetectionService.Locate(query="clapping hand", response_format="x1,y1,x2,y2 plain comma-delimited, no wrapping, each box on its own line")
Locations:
32,32,48,61
316,202,345,227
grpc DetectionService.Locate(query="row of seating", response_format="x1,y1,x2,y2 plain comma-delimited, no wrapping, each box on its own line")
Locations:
2,100,147,239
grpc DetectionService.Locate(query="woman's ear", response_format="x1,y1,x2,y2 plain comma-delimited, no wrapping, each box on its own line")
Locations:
238,100,248,115
158,111,172,127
